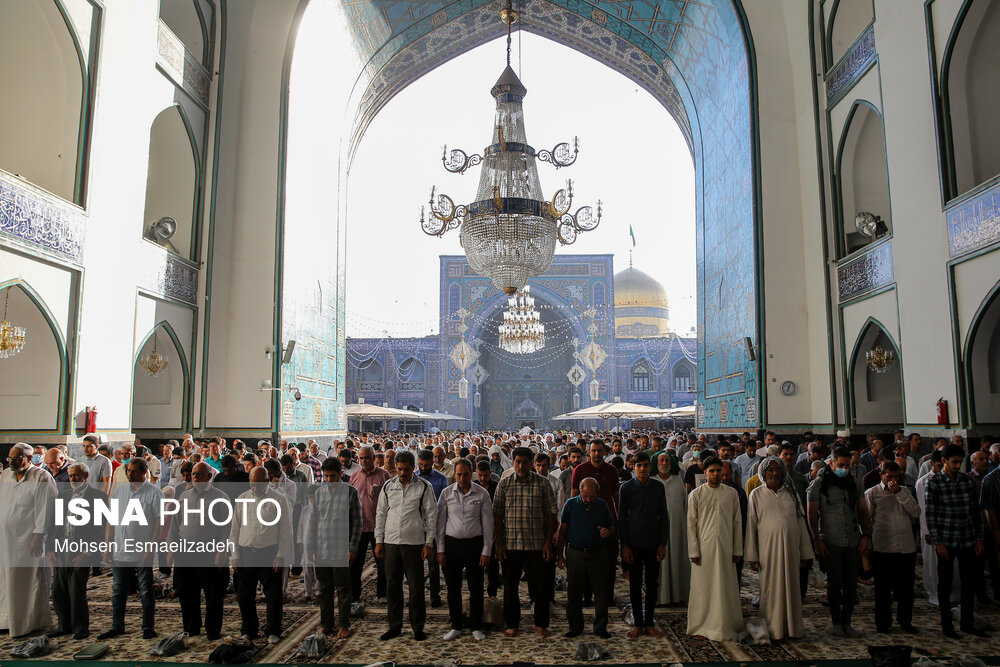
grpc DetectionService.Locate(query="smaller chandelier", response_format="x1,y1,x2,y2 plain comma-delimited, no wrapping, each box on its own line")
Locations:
499,285,545,354
139,333,170,377
0,288,26,360
866,345,895,374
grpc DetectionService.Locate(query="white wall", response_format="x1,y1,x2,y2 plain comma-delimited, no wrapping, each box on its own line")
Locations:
875,0,958,425
746,0,832,427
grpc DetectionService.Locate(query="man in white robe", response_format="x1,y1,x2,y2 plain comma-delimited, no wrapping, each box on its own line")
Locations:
0,442,58,637
686,456,745,641
746,457,814,640
655,452,689,604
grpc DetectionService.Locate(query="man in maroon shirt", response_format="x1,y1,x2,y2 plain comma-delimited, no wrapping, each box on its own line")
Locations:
349,446,391,603
571,439,622,598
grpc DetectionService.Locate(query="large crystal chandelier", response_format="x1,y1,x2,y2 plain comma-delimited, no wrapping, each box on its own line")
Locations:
499,285,545,354
419,0,602,295
0,288,26,360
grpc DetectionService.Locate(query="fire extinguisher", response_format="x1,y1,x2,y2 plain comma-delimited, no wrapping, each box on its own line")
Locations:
85,406,98,434
936,398,949,427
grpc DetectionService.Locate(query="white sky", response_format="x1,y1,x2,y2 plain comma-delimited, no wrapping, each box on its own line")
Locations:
292,11,695,339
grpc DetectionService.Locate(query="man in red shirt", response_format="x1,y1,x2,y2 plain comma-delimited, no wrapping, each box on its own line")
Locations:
571,439,622,598
349,446,391,604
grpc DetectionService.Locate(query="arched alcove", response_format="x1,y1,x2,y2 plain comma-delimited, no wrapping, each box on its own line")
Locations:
132,322,189,430
397,357,425,391
158,0,210,66
142,105,199,259
850,320,903,426
967,282,1000,424
943,0,1000,197
0,0,85,203
357,358,383,391
631,360,652,392
837,102,892,256
0,282,67,431
827,0,874,65
672,361,693,392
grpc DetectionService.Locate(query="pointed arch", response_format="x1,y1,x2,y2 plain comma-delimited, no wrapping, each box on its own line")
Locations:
0,0,91,204
132,320,191,430
940,0,1000,198
142,104,202,260
0,279,70,432
357,357,384,391
397,356,425,391
965,279,1000,425
672,359,694,392
835,100,892,257
631,359,653,392
847,317,904,426
825,0,875,67
159,0,211,67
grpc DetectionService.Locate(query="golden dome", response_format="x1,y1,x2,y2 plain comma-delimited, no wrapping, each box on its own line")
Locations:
614,266,669,338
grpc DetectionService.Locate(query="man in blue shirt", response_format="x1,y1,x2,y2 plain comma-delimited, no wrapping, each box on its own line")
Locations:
416,448,448,607
619,451,668,638
557,477,615,639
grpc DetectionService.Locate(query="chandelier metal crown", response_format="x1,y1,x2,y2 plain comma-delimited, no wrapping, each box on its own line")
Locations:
419,0,602,295
499,285,545,354
0,288,26,360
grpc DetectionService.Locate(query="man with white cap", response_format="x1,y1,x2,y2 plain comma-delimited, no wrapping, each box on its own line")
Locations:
0,442,58,637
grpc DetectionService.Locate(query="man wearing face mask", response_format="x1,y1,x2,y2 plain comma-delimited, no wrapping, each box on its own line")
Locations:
0,442,58,638
48,463,104,639
807,447,872,638
167,462,231,640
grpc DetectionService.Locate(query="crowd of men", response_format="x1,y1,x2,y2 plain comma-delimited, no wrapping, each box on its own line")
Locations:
0,428,998,647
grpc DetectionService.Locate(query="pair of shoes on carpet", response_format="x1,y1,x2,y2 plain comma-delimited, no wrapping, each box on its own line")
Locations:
267,635,281,644
97,629,122,640
430,598,442,608
379,629,425,641
46,630,69,638
443,629,462,640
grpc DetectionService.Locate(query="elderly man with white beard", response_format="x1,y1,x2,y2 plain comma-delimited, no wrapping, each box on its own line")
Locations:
0,442,58,637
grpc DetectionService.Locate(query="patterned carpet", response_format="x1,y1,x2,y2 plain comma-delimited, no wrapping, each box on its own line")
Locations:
2,557,1000,664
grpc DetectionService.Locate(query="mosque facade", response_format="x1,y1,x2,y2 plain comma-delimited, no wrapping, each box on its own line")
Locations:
346,255,697,430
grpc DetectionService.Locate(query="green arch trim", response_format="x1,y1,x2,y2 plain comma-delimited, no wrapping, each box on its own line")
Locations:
51,0,96,207
846,316,904,427
147,103,204,261
833,99,892,259
938,0,987,200
0,279,71,433
132,319,192,431
824,0,876,71
962,277,1000,426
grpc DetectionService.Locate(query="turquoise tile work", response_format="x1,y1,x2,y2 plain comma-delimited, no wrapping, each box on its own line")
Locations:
339,0,760,429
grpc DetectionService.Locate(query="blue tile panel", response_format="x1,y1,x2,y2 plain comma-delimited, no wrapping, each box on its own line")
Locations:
837,240,893,302
279,196,346,432
825,25,875,107
947,179,1000,258
0,170,85,263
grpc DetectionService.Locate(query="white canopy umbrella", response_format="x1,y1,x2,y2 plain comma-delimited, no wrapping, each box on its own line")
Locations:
553,401,673,420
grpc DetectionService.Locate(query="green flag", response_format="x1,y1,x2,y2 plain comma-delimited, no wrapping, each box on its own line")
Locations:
629,225,636,248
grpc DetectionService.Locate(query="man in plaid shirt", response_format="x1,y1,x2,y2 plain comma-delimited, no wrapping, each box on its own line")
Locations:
493,446,558,638
924,444,988,638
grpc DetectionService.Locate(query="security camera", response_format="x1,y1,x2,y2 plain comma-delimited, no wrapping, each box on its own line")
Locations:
281,340,296,364
293,388,302,401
